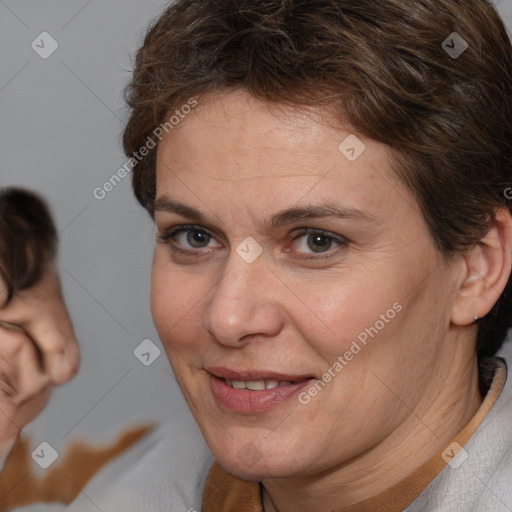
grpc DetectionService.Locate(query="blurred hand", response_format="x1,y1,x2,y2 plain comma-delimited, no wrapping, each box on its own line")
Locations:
0,189,79,464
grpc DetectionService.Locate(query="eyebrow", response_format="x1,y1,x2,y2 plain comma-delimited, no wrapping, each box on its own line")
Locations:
154,197,206,222
269,204,375,228
154,196,375,229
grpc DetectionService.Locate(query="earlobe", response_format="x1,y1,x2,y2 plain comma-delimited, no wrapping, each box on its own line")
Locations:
451,208,512,327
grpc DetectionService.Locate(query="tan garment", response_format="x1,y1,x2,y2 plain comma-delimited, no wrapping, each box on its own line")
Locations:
0,425,153,510
202,361,506,512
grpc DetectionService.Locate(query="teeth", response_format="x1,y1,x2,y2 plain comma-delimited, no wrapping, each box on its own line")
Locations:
246,380,266,391
226,379,293,390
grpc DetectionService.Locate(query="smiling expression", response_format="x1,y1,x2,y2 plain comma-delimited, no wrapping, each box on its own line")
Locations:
150,89,463,480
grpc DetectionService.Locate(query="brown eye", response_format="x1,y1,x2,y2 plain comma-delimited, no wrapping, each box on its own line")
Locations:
307,234,333,253
290,229,347,259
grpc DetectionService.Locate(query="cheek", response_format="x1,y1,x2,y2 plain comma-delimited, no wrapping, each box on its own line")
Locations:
283,273,400,359
150,252,206,352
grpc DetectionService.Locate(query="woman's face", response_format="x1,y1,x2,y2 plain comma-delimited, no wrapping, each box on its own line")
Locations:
151,90,463,480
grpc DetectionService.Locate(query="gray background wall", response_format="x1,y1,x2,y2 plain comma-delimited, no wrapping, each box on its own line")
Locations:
1,0,511,465
0,0,191,454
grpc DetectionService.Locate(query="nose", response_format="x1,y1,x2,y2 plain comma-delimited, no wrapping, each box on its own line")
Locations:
202,253,285,347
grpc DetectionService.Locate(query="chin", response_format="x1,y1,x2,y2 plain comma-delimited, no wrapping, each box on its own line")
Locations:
212,443,308,481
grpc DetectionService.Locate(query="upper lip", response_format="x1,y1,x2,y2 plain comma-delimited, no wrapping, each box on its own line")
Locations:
206,367,314,382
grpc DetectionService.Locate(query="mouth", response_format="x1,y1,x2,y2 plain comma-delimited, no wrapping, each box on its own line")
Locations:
206,368,315,413
224,378,306,390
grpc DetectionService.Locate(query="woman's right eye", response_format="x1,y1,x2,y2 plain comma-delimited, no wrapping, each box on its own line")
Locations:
158,226,222,255
175,229,213,248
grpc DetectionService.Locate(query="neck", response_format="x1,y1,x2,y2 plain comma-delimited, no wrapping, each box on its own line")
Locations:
262,332,482,512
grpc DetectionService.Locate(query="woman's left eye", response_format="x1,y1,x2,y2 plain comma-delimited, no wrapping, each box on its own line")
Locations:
290,230,347,257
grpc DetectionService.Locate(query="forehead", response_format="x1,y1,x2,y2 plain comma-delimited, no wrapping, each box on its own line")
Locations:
154,90,411,222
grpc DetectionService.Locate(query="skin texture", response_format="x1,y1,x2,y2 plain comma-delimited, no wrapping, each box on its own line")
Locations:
151,89,512,511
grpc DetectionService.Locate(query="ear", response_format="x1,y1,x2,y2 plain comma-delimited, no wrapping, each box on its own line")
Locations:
451,208,512,326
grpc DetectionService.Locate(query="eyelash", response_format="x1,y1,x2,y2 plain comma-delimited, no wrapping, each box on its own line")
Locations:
157,225,348,261
157,224,216,259
288,228,348,260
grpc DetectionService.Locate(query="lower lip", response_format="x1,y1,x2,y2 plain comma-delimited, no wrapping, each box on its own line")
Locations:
209,374,314,413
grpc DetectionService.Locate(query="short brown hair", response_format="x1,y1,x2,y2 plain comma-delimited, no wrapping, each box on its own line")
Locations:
123,0,512,358
0,189,57,304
